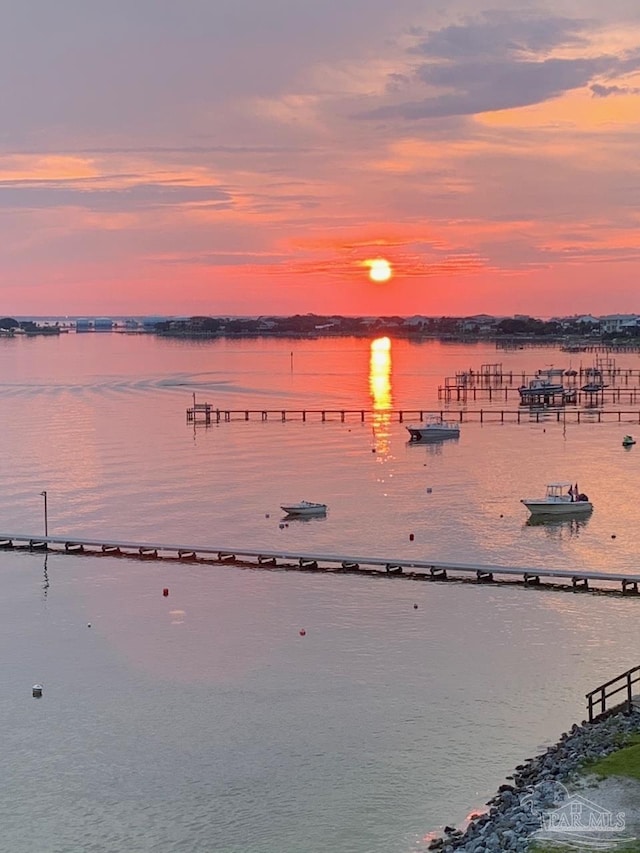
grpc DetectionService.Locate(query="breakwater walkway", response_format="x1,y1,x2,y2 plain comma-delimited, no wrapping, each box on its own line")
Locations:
2,533,640,596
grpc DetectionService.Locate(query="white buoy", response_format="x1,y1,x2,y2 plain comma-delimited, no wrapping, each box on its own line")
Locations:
32,684,43,698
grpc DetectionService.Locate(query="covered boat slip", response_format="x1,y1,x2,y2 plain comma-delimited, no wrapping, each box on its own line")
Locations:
1,532,639,595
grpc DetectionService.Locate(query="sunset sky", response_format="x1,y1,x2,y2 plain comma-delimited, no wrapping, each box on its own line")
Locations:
2,0,640,317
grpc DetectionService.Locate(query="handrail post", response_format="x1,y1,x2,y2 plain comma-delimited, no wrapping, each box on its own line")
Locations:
627,672,633,714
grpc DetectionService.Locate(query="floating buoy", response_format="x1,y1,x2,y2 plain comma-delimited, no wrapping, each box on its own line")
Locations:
611,534,616,539
299,628,306,636
426,487,433,494
87,623,91,628
279,523,285,529
413,604,418,610
163,588,169,597
265,513,270,518
371,448,376,453
500,514,504,518
409,533,414,541
32,684,43,698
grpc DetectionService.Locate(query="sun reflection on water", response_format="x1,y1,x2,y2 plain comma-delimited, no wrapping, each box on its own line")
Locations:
369,337,392,458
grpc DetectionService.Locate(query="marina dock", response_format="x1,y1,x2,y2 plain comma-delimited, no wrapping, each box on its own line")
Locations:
187,405,640,425
3,532,639,596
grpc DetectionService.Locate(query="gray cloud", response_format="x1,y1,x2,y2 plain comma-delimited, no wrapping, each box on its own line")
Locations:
357,11,640,121
0,181,232,211
591,83,640,97
409,10,591,59
360,56,615,120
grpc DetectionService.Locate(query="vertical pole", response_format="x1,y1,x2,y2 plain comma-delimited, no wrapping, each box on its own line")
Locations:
40,491,48,537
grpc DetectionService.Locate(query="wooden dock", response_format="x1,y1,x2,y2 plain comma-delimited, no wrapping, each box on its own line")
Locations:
186,406,640,425
3,533,640,596
437,385,640,405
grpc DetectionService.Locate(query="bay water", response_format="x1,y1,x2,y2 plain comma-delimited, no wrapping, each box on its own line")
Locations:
1,333,639,853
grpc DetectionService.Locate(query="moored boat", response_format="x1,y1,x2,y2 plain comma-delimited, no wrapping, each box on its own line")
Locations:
622,435,636,447
518,378,564,396
521,483,592,516
281,500,327,516
406,419,460,441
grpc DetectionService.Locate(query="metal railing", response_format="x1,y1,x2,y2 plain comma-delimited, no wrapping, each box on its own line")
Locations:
586,666,640,722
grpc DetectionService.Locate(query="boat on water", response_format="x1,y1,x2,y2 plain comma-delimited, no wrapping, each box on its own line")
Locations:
406,419,460,441
581,368,607,393
622,435,636,447
536,367,565,380
519,378,564,394
518,378,566,403
281,500,327,516
521,483,593,517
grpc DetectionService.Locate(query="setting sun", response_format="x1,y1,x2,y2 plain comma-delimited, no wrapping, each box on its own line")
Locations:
366,258,393,283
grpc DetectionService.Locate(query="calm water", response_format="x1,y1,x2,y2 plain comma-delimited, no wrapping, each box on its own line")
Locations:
1,334,640,853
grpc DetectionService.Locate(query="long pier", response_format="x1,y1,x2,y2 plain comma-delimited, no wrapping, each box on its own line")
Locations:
3,533,640,596
187,406,640,425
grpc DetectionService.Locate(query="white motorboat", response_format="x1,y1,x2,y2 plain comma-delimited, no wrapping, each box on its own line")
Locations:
281,500,327,516
521,483,592,516
406,419,460,441
518,378,565,399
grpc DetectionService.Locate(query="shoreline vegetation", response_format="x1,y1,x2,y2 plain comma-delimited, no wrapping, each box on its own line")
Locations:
151,314,640,345
5,313,640,345
429,707,640,853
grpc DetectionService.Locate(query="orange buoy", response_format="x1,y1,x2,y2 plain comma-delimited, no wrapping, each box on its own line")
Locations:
299,628,306,636
163,588,169,597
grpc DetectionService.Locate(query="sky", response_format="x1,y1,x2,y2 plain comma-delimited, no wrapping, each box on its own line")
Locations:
1,0,640,318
